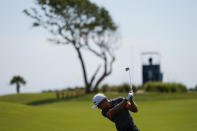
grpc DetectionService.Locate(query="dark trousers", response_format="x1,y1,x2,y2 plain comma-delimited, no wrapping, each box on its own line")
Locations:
126,125,140,131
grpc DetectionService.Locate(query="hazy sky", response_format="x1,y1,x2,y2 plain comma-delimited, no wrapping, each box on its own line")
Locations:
1,0,197,95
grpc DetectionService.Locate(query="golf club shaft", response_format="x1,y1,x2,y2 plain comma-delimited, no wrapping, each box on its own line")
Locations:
128,70,132,91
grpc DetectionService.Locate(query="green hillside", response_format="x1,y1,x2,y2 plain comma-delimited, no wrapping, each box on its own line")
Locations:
0,92,197,131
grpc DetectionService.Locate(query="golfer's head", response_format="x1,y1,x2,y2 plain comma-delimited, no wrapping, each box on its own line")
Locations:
92,93,108,109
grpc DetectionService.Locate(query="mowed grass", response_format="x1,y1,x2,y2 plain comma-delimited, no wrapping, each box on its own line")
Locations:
0,92,197,131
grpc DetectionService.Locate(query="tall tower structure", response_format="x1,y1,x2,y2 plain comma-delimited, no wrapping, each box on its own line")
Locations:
141,52,163,84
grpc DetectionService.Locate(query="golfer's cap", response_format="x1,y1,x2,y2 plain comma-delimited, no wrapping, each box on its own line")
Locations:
92,93,106,109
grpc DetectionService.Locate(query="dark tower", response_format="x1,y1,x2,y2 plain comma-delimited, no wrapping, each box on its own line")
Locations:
141,52,163,84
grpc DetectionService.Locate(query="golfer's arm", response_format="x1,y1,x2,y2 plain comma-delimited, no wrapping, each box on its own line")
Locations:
109,100,127,118
128,99,138,113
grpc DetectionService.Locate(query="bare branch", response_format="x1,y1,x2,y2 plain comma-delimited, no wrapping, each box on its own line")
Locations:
89,65,101,87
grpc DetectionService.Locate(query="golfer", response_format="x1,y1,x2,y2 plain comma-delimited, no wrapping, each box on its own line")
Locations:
92,91,139,131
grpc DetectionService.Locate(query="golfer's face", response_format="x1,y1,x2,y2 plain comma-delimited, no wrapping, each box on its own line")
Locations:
98,99,110,109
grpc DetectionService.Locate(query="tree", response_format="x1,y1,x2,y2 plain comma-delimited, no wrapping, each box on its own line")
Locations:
24,0,118,93
10,75,26,94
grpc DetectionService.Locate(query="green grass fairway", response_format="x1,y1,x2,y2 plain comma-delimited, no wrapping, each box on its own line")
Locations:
0,92,197,131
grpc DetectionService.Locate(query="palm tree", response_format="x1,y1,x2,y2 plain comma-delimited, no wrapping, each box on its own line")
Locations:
10,75,26,94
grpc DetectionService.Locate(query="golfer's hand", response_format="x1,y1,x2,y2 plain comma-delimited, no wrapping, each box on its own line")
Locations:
126,91,134,101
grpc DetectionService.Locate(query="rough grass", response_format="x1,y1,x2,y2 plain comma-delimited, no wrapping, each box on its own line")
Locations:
0,92,197,131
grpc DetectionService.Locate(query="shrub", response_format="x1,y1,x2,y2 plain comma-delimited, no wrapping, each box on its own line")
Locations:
101,84,110,93
144,82,187,93
116,83,130,93
100,83,138,93
132,85,137,93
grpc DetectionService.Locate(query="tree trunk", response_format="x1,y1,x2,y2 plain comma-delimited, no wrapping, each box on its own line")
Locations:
16,83,20,94
74,46,91,93
85,84,91,94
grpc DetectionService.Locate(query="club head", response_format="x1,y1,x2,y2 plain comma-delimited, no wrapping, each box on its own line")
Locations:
125,67,130,71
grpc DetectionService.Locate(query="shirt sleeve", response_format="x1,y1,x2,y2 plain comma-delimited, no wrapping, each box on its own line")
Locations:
113,97,131,110
102,108,113,120
115,97,124,103
111,97,124,106
102,97,125,121
125,102,131,109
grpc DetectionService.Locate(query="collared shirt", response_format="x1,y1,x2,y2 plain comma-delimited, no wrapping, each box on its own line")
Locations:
102,97,139,131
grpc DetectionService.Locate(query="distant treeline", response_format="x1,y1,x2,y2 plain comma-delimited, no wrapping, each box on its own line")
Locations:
100,83,138,93
100,82,187,93
42,82,188,99
42,87,85,100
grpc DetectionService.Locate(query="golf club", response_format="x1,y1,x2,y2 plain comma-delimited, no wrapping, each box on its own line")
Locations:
125,67,132,91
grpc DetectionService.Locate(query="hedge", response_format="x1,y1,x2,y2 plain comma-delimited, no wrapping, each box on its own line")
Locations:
143,82,187,93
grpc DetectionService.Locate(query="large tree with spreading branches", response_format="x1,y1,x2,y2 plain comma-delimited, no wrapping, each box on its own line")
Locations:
24,0,118,93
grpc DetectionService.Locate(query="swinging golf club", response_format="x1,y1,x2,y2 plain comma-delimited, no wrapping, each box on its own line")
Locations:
125,67,133,91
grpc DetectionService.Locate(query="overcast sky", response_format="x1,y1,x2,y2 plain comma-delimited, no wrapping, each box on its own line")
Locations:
1,0,197,95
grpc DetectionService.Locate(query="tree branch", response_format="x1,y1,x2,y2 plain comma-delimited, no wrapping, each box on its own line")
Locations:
89,65,101,88
73,45,90,93
93,52,115,90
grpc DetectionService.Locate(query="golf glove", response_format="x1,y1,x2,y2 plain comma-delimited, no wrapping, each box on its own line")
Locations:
126,91,134,101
